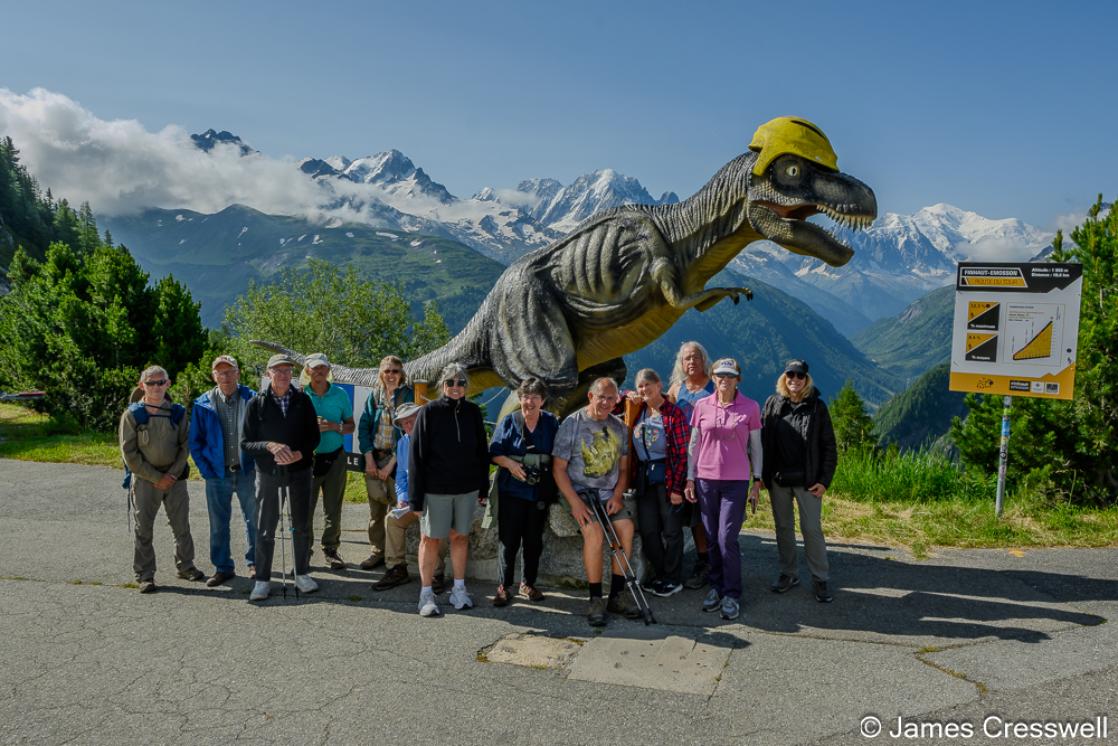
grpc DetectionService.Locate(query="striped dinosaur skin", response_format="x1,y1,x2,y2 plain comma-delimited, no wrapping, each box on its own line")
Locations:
258,140,877,415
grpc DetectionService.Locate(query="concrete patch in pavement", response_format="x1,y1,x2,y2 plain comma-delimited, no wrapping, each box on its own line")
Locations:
479,632,583,669
567,634,731,696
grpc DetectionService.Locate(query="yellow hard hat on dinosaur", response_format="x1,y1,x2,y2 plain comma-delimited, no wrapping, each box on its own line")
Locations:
749,116,838,177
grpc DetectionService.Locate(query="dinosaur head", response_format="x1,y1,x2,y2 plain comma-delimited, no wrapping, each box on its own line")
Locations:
745,116,877,267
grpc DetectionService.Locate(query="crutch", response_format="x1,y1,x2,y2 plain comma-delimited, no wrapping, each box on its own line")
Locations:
587,490,656,625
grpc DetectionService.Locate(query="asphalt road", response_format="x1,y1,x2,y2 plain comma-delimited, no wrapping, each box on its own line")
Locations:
0,460,1114,745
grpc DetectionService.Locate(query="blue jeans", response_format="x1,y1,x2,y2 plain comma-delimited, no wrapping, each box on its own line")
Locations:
204,471,258,574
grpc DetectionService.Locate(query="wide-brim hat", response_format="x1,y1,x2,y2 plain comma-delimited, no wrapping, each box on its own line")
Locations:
394,402,422,422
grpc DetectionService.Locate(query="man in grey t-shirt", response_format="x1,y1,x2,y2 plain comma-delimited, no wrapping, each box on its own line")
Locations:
553,377,640,627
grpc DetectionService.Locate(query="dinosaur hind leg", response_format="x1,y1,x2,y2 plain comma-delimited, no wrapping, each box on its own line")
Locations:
489,272,580,393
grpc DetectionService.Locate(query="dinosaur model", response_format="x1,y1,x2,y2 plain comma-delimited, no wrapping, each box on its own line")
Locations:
259,116,877,415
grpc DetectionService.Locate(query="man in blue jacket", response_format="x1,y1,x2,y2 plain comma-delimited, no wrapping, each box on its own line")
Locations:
189,355,258,587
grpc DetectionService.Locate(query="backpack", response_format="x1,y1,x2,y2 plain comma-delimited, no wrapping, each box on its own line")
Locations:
121,402,187,489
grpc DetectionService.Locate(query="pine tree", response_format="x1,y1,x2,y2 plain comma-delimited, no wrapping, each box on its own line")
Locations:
952,197,1117,503
830,380,876,453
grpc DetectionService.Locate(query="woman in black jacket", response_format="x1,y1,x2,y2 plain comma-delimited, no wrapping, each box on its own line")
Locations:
760,359,838,603
409,362,489,617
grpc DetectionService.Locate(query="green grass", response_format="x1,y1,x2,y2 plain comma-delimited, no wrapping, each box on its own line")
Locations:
0,403,119,467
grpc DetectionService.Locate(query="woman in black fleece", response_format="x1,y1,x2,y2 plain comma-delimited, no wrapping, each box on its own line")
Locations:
409,363,490,617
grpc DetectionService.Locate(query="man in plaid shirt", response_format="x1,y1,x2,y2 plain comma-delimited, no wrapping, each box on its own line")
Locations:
624,369,692,597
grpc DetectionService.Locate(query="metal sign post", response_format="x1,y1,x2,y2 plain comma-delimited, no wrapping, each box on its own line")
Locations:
995,396,1012,518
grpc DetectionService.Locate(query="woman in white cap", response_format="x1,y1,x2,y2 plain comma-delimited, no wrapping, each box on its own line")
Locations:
761,359,837,603
683,357,762,621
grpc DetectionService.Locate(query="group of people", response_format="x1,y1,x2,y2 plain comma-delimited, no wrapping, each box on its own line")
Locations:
118,340,837,626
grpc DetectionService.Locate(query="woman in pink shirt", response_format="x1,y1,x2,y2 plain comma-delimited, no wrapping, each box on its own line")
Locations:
683,358,763,621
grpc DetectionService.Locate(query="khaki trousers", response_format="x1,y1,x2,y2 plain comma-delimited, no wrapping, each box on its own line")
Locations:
385,510,445,573
364,473,392,558
132,478,196,582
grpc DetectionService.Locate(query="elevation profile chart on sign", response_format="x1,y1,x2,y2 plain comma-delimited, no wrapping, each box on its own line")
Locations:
949,262,1082,400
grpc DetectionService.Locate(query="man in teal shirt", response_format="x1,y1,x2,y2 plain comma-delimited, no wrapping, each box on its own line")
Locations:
304,353,355,570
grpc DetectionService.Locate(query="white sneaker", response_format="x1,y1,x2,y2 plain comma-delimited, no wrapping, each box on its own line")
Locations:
293,574,319,594
418,590,441,617
449,585,473,610
249,581,271,601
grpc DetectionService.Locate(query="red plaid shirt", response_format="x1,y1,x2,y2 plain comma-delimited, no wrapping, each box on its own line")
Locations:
625,398,690,498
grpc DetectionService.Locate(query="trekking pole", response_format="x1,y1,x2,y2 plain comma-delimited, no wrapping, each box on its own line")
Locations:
279,477,288,600
285,477,300,600
589,492,656,625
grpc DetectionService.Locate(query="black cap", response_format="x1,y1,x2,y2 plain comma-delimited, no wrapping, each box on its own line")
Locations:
784,359,809,375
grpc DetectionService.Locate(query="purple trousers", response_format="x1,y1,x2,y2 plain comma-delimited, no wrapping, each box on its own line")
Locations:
696,478,748,600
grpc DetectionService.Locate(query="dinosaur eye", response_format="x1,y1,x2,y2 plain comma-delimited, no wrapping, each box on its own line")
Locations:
786,164,800,178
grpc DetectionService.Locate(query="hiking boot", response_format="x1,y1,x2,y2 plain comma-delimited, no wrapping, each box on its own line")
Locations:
177,567,205,582
684,560,709,590
518,582,545,602
652,579,683,597
607,594,642,619
770,574,800,594
813,579,833,603
294,574,319,594
720,596,741,620
701,587,722,612
138,580,158,594
449,585,474,610
492,585,511,607
418,590,441,617
372,564,409,591
359,553,385,570
249,581,271,601
587,597,607,627
206,570,235,587
431,572,447,595
323,548,346,571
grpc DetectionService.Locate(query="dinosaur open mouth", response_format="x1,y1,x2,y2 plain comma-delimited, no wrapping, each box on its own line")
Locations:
755,200,874,230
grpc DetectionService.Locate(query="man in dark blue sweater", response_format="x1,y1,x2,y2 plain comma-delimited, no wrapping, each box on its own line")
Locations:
241,354,321,602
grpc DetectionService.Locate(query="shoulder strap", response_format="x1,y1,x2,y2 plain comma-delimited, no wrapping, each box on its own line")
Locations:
128,402,149,426
170,403,185,427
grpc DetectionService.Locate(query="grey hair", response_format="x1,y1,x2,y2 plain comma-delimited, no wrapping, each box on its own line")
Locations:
439,362,469,387
139,365,168,382
668,340,711,389
635,368,661,385
589,377,619,396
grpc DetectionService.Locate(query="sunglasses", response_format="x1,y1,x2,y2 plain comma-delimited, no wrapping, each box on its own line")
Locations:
383,369,402,375
444,379,467,387
143,379,168,386
785,371,806,380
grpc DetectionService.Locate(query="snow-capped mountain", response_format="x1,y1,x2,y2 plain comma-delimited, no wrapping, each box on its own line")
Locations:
190,129,255,156
476,170,678,233
731,205,1053,328
187,129,1053,333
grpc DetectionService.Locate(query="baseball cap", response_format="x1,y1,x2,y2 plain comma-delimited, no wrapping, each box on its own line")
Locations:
211,354,239,370
784,359,809,375
711,357,741,377
304,353,331,369
266,353,298,369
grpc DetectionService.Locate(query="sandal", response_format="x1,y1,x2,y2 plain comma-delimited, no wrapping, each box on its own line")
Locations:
493,585,511,607
518,582,545,602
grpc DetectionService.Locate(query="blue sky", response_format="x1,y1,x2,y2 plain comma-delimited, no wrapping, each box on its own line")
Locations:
2,1,1116,229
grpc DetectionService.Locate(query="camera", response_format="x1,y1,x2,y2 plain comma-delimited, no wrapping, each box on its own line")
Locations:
522,465,541,485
